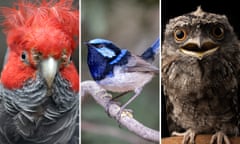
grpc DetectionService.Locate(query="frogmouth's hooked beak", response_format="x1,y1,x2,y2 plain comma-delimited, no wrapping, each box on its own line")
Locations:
40,57,59,88
179,39,219,59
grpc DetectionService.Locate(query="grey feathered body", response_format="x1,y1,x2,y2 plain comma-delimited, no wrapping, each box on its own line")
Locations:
162,7,240,136
0,73,78,144
162,55,240,135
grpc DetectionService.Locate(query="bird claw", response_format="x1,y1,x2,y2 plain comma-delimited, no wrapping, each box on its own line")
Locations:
172,129,196,144
100,93,112,100
210,131,231,144
105,99,133,127
115,108,133,127
116,108,133,120
105,100,121,117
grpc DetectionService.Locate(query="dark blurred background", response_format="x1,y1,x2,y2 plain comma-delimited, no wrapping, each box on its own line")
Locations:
0,0,79,72
161,0,240,138
81,0,159,143
0,1,12,72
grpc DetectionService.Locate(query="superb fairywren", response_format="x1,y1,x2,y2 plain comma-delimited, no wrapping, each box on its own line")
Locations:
86,38,159,118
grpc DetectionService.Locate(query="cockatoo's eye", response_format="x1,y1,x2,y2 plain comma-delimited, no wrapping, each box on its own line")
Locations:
61,54,72,66
21,52,27,60
60,48,72,66
21,51,29,64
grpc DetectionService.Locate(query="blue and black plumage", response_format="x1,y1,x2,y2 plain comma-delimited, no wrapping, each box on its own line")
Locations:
141,37,160,62
86,38,159,118
87,39,131,81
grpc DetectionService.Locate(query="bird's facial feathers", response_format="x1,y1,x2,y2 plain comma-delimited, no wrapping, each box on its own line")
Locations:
93,45,116,58
1,51,36,89
87,38,122,57
163,7,237,60
88,38,113,44
0,0,79,92
175,24,222,59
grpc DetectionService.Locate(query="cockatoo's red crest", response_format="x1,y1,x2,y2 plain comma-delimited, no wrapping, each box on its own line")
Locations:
0,0,79,91
1,0,78,52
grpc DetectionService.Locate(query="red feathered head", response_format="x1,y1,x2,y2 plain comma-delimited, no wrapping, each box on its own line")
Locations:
1,0,79,58
0,0,79,91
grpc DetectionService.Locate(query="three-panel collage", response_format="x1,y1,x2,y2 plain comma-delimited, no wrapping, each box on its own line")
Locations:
0,0,240,144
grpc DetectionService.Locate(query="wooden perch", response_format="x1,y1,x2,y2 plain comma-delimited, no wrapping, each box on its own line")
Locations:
162,135,240,144
81,80,160,143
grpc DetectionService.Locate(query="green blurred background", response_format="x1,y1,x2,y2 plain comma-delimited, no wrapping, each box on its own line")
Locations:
81,0,159,143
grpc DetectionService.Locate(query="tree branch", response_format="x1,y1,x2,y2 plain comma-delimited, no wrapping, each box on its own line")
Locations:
162,135,240,144
81,80,160,143
81,120,150,144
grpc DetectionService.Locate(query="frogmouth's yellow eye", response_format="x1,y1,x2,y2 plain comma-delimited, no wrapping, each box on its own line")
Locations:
174,28,187,42
211,24,224,40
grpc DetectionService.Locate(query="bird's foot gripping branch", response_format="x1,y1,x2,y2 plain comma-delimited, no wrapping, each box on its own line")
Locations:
81,80,160,143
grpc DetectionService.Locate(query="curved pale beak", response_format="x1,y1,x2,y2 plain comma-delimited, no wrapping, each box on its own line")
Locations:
40,57,59,88
179,38,219,60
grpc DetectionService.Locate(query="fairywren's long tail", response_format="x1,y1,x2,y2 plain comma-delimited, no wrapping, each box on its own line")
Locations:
141,37,160,63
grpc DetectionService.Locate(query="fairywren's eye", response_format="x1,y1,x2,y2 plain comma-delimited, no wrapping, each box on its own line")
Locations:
174,28,187,42
94,44,104,48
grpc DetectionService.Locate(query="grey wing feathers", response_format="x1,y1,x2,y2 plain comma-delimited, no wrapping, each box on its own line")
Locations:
0,84,20,144
17,101,79,144
0,79,79,144
126,55,159,73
